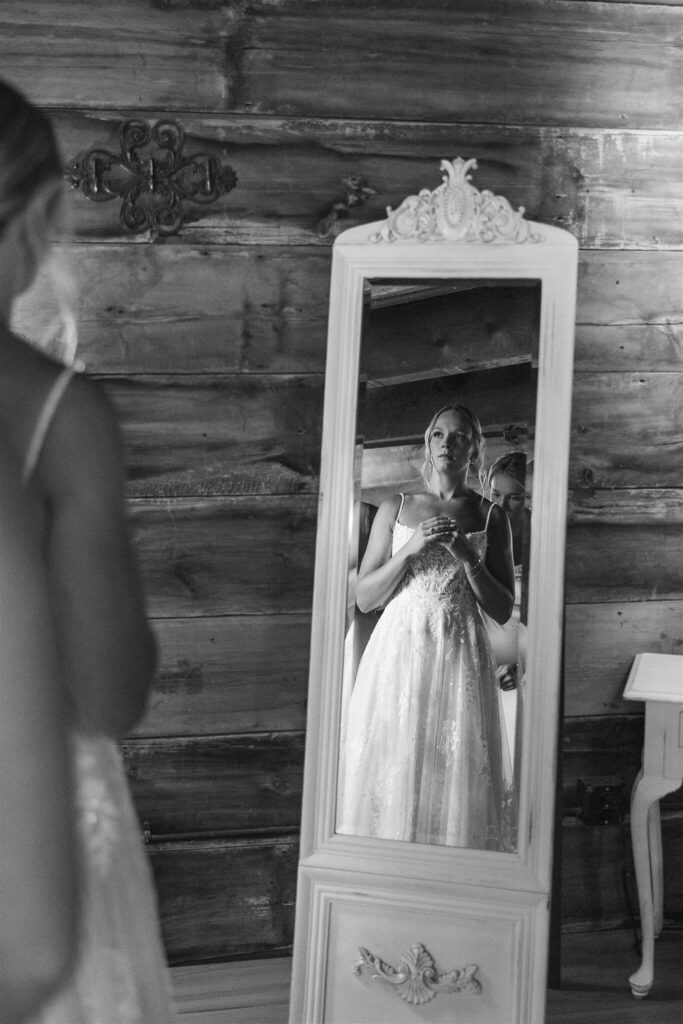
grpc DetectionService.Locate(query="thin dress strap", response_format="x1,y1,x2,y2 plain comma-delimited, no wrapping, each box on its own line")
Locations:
21,367,75,485
395,492,406,525
483,499,496,533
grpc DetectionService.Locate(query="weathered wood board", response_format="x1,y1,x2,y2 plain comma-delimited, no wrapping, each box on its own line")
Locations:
564,600,683,717
569,372,683,489
103,375,324,496
17,110,682,248
123,733,304,838
565,524,683,604
13,247,681,378
148,836,298,964
560,814,683,932
13,245,331,376
103,369,683,495
568,489,683,527
561,716,683,816
130,495,317,618
358,363,537,444
575,324,683,372
361,283,540,386
232,1,683,129
0,0,232,110
6,1,681,130
136,614,310,737
128,494,682,616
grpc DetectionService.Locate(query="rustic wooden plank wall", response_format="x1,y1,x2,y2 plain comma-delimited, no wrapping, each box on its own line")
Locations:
6,0,682,958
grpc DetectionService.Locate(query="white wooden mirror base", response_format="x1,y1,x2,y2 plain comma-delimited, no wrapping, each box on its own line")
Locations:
290,161,578,1024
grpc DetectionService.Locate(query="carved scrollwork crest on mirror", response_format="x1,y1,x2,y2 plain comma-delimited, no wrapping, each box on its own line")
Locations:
370,157,541,245
290,159,578,1024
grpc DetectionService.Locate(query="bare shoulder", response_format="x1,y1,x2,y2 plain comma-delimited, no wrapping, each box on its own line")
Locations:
376,492,406,526
379,493,403,515
40,371,126,503
398,490,431,516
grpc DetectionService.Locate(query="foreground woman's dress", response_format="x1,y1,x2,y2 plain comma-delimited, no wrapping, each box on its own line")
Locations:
337,496,515,851
24,367,175,1024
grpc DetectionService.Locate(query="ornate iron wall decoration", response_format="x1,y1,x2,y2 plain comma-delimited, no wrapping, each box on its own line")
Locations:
65,119,237,238
318,175,377,239
352,943,481,1005
370,157,540,245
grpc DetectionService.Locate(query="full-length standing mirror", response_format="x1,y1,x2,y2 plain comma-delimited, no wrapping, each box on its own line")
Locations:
290,160,578,1024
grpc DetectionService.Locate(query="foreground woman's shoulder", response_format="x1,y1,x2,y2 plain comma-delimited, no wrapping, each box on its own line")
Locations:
40,369,126,494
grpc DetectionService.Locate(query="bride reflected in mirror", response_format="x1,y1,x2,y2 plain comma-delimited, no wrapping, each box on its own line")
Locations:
336,403,518,851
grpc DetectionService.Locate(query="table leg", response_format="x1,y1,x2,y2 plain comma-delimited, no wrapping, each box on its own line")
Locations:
647,798,664,938
628,769,681,999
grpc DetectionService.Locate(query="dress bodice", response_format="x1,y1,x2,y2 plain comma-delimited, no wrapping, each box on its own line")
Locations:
391,520,487,631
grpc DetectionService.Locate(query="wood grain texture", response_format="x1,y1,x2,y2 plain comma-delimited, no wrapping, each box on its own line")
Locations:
575,250,683,327
361,283,540,385
171,957,292,1021
13,244,331,376
5,2,681,128
565,523,683,603
574,324,683,373
560,813,683,931
35,110,683,248
148,836,298,964
122,733,304,837
130,495,317,617
562,718,683,818
129,496,683,619
234,1,683,130
96,369,682,495
135,614,310,737
569,373,683,489
564,601,683,717
13,246,681,377
568,489,683,526
359,363,537,443
101,375,323,496
0,1,233,109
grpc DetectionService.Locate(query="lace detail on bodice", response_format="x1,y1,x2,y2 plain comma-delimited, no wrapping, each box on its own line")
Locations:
392,521,486,634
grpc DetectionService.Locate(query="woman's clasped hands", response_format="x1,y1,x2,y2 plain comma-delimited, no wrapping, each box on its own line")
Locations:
407,515,477,566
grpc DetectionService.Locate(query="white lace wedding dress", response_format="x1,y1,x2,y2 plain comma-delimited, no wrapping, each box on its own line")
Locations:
23,367,175,1023
337,499,515,851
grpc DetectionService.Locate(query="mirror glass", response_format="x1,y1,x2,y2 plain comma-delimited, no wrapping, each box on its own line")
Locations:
335,277,541,853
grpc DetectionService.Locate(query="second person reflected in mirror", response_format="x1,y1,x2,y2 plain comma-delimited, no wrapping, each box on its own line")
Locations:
337,404,517,850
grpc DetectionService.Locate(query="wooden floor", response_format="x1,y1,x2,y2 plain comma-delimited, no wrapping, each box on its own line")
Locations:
173,927,683,1023
547,927,683,1023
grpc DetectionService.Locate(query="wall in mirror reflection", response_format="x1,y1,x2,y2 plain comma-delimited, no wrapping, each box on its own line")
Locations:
335,278,541,853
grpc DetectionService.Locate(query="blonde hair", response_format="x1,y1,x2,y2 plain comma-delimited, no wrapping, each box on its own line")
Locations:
421,403,487,492
487,450,527,491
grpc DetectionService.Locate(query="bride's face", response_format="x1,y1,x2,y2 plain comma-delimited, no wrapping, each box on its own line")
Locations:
428,411,475,473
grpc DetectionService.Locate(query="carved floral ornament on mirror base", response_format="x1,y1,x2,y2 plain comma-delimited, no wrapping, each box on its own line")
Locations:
65,118,237,238
353,943,481,1006
371,157,541,245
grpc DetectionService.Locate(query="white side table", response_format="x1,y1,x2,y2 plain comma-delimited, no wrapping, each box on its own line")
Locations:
623,653,683,999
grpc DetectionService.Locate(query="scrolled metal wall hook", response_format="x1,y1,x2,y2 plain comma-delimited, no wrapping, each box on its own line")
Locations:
65,118,237,238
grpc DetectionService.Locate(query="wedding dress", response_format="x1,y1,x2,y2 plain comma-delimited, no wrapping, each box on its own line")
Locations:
23,367,175,1023
337,495,515,851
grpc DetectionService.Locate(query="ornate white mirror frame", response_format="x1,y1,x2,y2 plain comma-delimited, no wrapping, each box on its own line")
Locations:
290,160,578,1024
